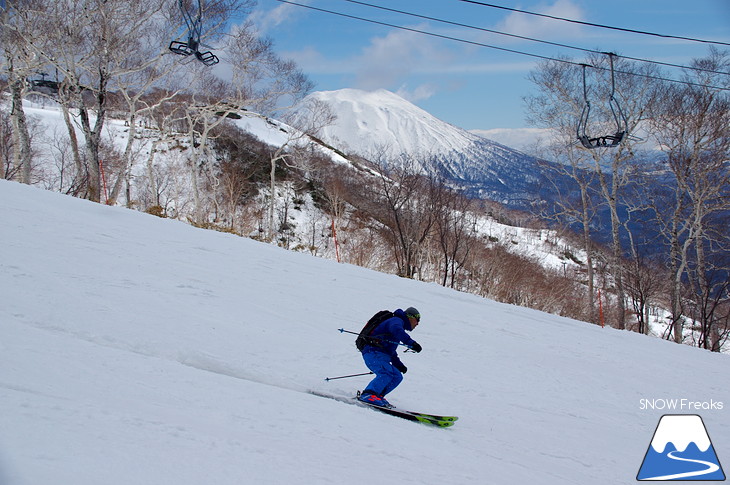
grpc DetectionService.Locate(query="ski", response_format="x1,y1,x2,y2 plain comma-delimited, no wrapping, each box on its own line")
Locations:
359,401,457,427
403,410,458,423
309,390,457,428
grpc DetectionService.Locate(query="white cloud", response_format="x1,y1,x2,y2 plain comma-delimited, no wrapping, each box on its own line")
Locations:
352,26,456,90
496,0,586,41
396,83,438,102
471,127,553,153
250,2,306,36
265,21,456,85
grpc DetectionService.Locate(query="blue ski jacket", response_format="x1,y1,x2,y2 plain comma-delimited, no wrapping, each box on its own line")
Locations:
361,309,416,365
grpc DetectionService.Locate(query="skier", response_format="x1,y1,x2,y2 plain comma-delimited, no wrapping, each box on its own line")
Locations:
358,307,422,407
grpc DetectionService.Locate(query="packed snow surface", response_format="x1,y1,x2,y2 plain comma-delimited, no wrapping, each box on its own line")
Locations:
1,179,728,485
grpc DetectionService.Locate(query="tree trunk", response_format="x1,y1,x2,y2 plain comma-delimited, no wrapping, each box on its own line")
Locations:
58,100,84,192
8,72,32,184
108,111,138,205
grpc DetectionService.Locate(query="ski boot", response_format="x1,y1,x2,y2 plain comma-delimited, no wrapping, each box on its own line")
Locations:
357,390,393,408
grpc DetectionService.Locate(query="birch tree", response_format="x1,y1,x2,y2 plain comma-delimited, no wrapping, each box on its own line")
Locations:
647,49,730,350
526,54,661,329
0,0,44,184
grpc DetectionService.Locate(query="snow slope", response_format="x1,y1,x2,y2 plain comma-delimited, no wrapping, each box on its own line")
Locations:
1,179,728,485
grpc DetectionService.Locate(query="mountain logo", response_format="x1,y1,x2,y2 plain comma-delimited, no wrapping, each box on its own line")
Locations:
637,414,725,481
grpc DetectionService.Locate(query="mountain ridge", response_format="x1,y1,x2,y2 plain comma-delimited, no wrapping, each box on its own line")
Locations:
304,88,552,207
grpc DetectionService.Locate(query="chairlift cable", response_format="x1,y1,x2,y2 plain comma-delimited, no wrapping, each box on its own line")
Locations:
458,0,730,47
341,0,730,77
276,0,566,63
276,0,730,92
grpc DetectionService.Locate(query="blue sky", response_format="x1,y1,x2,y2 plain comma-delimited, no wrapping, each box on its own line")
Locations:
249,0,730,131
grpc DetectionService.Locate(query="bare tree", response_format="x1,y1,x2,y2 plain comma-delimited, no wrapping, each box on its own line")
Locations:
429,170,477,288
0,0,45,184
106,42,181,205
5,0,166,200
0,104,16,179
526,62,603,323
265,137,302,241
624,253,665,335
647,49,730,350
314,161,352,261
7,0,254,202
263,97,332,241
156,18,311,226
208,125,267,232
526,54,662,329
369,154,437,279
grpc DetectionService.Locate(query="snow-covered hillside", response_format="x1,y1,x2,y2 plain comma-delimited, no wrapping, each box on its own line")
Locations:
2,179,728,485
9,96,585,278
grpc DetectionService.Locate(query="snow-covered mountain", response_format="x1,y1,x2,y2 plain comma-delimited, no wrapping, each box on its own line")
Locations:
305,89,552,206
2,179,729,485
306,88,480,158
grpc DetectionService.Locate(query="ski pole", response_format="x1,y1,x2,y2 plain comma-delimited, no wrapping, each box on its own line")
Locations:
325,372,374,381
337,328,413,349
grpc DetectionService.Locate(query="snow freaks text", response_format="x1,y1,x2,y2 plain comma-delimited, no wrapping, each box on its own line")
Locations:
639,399,724,411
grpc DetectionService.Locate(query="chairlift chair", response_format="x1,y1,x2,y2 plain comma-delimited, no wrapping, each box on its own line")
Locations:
194,49,219,67
576,53,628,149
27,71,60,94
169,0,219,66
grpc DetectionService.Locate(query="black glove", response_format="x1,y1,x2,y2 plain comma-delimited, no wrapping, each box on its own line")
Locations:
394,361,408,374
410,341,422,353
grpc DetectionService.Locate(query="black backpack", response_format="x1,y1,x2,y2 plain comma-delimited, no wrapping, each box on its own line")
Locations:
355,310,394,351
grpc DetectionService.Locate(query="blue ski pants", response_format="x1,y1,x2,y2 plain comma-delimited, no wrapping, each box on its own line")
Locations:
361,350,403,397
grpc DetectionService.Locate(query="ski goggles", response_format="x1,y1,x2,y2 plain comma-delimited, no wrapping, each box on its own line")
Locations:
407,312,421,322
